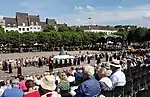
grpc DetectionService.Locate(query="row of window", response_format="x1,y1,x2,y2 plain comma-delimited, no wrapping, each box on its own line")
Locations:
7,22,39,27
18,27,41,31
19,28,29,31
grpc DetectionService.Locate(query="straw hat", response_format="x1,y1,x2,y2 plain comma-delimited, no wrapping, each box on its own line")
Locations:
111,59,121,68
40,75,56,91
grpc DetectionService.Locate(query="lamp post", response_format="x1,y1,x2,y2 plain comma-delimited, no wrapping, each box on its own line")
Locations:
88,17,91,31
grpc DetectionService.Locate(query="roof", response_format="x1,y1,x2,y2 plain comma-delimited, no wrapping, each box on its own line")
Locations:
46,18,57,25
3,17,17,27
16,12,29,26
29,15,40,25
81,25,118,31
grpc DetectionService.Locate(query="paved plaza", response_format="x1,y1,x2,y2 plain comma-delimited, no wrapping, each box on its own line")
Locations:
0,50,102,80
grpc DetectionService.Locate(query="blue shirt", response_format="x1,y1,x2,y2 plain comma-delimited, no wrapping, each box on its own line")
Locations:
2,87,23,97
75,76,101,97
75,72,82,79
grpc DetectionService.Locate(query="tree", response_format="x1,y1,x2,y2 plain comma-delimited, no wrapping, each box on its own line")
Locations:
43,24,55,32
6,31,20,47
57,25,69,32
0,25,5,33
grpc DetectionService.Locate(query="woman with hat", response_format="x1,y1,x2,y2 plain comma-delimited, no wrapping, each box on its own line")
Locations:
40,75,61,97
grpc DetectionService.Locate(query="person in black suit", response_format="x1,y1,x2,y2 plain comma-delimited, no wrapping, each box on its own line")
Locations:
9,63,12,74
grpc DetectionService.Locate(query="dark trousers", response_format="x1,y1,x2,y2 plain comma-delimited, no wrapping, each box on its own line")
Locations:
114,86,124,97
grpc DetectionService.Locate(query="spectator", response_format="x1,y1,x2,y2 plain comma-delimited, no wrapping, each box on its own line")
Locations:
40,75,61,97
19,76,27,91
110,60,126,88
0,81,5,97
58,72,71,97
4,79,12,89
67,71,75,86
1,79,23,97
110,60,126,97
23,80,40,97
75,68,82,85
74,66,101,97
97,67,112,91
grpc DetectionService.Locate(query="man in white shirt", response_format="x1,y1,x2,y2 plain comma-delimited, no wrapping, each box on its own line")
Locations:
110,60,126,97
110,60,126,88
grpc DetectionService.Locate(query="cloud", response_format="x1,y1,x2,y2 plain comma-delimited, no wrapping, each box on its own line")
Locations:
55,4,150,27
86,5,95,11
74,6,83,11
74,5,95,12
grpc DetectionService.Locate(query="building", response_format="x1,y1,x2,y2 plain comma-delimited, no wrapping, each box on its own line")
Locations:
0,12,58,33
80,25,118,35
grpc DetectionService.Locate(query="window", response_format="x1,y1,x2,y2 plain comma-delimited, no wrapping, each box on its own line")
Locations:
13,24,16,27
6,30,8,32
7,24,10,27
30,27,32,29
31,22,34,25
38,27,40,29
22,28,25,31
0,21,3,23
34,27,36,29
36,22,38,25
19,28,21,31
22,23,25,26
27,28,29,31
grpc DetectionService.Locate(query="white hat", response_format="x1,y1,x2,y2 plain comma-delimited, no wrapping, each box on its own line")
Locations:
111,59,121,68
25,76,33,80
40,75,56,91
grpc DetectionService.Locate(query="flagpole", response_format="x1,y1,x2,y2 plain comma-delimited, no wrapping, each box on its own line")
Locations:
88,17,91,31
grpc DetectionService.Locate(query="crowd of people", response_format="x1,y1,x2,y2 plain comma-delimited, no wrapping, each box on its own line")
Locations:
0,48,150,97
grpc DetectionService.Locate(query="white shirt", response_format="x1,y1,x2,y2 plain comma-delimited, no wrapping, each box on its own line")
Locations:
0,86,5,97
100,77,113,91
67,76,75,82
110,70,126,88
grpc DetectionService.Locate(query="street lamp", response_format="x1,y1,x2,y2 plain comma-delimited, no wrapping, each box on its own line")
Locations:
88,17,91,31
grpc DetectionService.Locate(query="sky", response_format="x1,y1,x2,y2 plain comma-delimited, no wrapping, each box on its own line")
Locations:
1,0,150,27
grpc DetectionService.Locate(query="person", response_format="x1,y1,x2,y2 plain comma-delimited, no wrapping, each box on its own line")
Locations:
19,76,27,91
1,79,23,97
74,65,101,97
75,68,82,85
17,65,22,77
97,68,112,91
40,75,61,97
58,72,71,97
110,60,126,97
0,81,5,97
8,63,12,74
23,80,40,97
4,79,12,89
110,60,126,88
67,71,75,86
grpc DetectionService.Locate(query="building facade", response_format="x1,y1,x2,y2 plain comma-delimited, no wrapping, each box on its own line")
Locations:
0,12,57,33
81,25,118,35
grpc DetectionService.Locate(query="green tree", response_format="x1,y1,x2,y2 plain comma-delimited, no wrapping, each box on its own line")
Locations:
43,24,55,32
0,25,5,33
57,25,69,32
